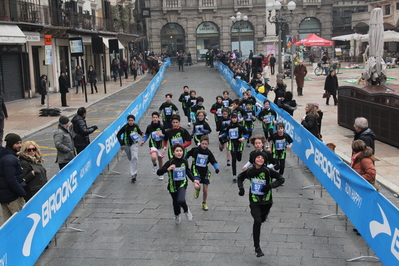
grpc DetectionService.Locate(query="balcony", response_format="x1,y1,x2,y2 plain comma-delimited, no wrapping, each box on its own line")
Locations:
198,0,217,13
234,0,253,11
163,0,181,14
0,0,138,34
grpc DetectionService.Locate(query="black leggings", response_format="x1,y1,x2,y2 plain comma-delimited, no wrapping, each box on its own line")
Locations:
230,150,243,176
41,94,46,105
250,202,272,248
274,158,286,175
170,187,188,216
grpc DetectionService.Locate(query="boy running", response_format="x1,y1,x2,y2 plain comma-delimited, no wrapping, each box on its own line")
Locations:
185,135,219,211
269,122,293,175
191,110,212,145
178,85,191,127
257,100,277,148
159,93,179,130
163,115,192,158
140,111,166,180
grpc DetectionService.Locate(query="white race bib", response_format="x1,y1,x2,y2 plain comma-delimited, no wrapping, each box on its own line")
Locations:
229,128,239,139
173,166,185,181
130,132,140,142
196,154,208,167
251,178,266,195
171,137,183,145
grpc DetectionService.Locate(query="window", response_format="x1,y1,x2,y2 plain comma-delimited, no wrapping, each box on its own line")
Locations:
165,0,179,8
384,4,390,15
237,0,250,5
396,3,399,10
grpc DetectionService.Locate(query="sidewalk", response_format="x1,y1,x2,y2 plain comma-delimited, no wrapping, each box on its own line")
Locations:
4,74,148,139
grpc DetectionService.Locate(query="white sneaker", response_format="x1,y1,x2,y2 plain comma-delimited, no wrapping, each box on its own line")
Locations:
174,214,181,224
158,175,164,180
188,122,191,127
185,209,193,222
152,165,157,174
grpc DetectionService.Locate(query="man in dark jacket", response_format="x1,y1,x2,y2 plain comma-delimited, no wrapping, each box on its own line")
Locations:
0,133,26,223
0,96,8,146
54,116,75,169
354,117,376,154
71,107,98,154
59,71,69,107
269,54,276,75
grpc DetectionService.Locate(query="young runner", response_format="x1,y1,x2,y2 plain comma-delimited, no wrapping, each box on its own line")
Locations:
157,143,200,224
257,100,277,148
269,122,293,175
178,85,191,127
163,115,192,158
191,110,212,145
159,93,179,130
216,108,231,166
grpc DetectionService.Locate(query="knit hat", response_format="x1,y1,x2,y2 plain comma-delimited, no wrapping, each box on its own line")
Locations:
5,133,22,148
252,151,267,162
230,113,238,118
59,116,69,124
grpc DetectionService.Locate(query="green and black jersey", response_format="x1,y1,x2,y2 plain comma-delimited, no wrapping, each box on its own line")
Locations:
143,122,166,149
116,123,143,146
237,166,285,204
186,146,217,179
159,101,179,122
270,133,293,159
157,157,195,193
164,127,192,158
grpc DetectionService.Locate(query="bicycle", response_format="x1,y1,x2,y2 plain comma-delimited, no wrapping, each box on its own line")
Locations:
314,62,341,76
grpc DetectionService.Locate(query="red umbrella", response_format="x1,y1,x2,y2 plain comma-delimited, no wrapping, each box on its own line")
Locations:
295,33,334,47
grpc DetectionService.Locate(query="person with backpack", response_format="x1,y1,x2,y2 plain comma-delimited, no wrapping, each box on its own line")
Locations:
54,116,75,169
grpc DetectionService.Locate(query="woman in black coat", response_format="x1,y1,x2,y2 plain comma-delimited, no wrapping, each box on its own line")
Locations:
87,65,98,94
324,69,339,105
39,74,47,106
19,141,47,201
58,72,69,107
301,103,319,138
273,78,287,104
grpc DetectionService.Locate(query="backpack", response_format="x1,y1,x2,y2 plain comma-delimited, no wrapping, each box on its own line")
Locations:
68,123,77,139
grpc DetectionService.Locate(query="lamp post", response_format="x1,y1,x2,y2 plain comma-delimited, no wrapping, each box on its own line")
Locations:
231,12,248,59
266,0,296,79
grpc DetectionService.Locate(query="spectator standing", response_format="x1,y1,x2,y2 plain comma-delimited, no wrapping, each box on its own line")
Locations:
276,91,297,116
54,116,75,169
301,103,319,138
19,141,47,201
351,140,378,190
314,103,323,136
273,78,287,104
39,74,47,107
0,96,8,146
74,65,84,94
269,54,276,75
71,107,98,154
0,133,25,223
294,60,307,96
58,71,69,107
324,69,339,105
87,65,98,94
111,59,119,82
177,52,185,72
261,63,270,85
353,117,376,154
321,52,330,75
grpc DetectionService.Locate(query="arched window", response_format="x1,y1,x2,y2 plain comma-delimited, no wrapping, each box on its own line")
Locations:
299,18,321,40
160,23,185,55
231,21,254,58
196,22,220,61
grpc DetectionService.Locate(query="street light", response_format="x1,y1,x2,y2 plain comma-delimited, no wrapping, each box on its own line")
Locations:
231,12,248,59
267,0,296,79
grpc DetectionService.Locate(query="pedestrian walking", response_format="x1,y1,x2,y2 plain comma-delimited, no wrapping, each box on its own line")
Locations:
130,57,139,81
74,65,84,94
54,116,75,170
19,141,47,202
58,71,69,107
111,59,119,82
294,60,307,96
87,65,98,94
122,58,129,79
178,52,185,72
269,54,276,75
0,96,8,146
237,151,285,257
0,133,25,223
157,143,200,224
39,74,47,106
324,69,338,105
117,114,143,183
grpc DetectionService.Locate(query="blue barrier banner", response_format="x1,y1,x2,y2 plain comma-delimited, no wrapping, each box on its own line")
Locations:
0,59,170,266
216,62,399,266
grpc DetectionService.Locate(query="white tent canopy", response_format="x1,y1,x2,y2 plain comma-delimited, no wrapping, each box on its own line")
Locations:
332,31,399,43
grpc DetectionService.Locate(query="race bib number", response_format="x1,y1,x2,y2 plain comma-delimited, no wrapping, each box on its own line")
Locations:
196,154,208,167
222,100,229,107
245,113,252,121
130,132,140,142
171,137,183,145
251,178,266,195
151,130,163,142
217,108,222,116
222,120,230,128
229,128,239,139
264,115,272,124
165,107,172,115
237,113,243,120
184,95,189,102
173,167,185,181
191,99,197,106
276,139,285,150
195,125,204,135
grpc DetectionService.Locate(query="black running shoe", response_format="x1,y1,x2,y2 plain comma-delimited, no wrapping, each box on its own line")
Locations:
255,247,264,257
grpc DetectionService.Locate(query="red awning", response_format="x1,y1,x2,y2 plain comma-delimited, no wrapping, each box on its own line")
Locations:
295,33,334,47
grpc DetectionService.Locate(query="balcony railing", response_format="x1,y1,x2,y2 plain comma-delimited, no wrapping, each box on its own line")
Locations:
0,0,138,34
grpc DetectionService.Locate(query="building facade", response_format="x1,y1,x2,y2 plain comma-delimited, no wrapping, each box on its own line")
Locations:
0,0,141,102
140,0,336,62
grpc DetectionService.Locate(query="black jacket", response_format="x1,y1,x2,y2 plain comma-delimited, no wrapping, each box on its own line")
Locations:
324,74,339,96
354,128,376,154
19,153,47,201
0,146,26,203
71,114,96,149
58,75,69,93
301,114,319,137
87,69,97,83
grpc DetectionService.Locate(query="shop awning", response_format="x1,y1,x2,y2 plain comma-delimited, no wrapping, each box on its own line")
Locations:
101,37,125,50
0,24,26,44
